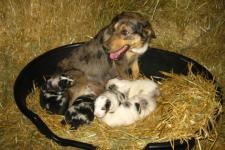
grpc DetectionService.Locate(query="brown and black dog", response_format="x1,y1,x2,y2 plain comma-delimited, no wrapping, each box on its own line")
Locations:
104,12,156,79
40,11,155,129
59,12,155,100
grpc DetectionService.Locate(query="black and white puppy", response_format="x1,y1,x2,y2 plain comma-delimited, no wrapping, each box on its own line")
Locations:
62,94,96,130
40,74,73,115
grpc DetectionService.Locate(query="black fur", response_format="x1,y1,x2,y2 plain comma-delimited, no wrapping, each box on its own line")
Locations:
40,91,69,115
63,95,96,130
104,99,111,113
135,103,141,114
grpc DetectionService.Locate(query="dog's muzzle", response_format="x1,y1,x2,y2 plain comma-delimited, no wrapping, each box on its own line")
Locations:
108,45,130,60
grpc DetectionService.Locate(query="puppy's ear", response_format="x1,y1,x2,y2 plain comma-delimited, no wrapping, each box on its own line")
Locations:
105,99,111,112
135,103,141,114
117,92,126,102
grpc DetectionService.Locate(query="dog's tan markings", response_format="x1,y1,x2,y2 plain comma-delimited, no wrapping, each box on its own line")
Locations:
126,51,140,79
107,38,128,53
117,24,133,38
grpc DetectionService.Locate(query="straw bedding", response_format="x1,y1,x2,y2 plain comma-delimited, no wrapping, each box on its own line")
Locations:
26,71,222,149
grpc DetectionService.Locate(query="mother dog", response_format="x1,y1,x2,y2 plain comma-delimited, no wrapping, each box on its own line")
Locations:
41,11,155,118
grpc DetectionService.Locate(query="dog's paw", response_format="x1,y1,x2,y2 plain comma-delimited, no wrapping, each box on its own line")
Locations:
62,95,96,129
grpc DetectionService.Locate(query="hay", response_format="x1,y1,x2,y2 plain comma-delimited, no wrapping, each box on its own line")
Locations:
26,71,222,149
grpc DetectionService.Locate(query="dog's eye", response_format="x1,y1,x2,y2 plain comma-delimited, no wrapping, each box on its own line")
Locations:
121,30,129,36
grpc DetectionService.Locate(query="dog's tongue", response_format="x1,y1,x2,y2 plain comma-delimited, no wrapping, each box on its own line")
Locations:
109,45,129,60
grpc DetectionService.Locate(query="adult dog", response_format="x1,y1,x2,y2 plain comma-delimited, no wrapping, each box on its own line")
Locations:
41,11,156,117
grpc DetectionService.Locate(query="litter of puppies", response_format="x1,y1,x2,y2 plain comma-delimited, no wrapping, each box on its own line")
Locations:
27,71,222,149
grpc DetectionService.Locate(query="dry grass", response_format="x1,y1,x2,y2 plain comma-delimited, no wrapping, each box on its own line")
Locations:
0,0,225,149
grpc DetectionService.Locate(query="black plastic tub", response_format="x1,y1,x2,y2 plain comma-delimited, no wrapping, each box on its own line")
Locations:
14,43,223,150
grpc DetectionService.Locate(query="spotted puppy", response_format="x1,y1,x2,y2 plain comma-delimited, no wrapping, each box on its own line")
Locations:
62,94,96,130
41,11,156,129
94,78,159,127
40,74,73,115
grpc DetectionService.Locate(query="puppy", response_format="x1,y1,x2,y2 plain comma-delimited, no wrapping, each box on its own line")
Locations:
62,94,96,130
40,74,73,115
41,12,156,129
98,95,157,127
94,78,159,127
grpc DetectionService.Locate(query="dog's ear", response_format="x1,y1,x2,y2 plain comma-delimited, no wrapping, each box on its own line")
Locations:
111,11,127,24
143,21,156,39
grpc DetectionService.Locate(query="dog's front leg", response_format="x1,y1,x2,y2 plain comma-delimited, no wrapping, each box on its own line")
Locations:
113,59,131,79
130,59,140,79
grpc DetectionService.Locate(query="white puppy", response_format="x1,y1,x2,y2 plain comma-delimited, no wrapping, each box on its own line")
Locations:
94,78,159,127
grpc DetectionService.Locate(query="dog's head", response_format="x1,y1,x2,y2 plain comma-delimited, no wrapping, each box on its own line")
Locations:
102,12,156,60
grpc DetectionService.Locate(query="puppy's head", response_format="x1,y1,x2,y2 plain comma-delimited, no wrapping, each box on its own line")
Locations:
103,12,156,60
94,91,120,118
45,75,73,91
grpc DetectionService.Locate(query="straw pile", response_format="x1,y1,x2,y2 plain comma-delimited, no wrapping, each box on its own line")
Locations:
25,71,222,149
